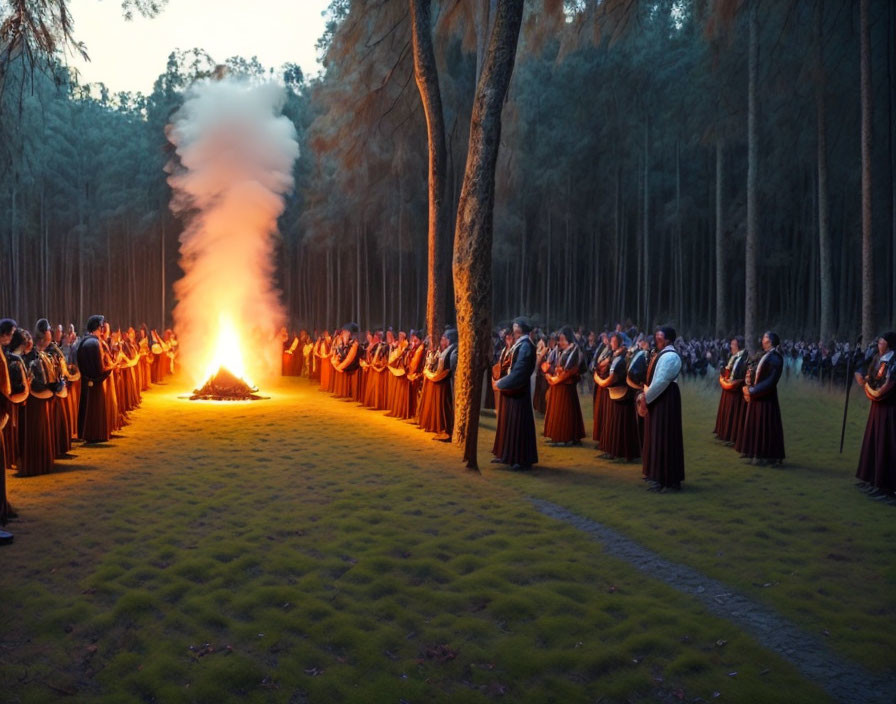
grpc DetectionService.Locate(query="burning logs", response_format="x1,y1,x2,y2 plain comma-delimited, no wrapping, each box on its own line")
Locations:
190,367,263,401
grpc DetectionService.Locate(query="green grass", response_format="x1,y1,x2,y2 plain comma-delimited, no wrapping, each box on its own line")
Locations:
0,375,883,703
481,375,896,672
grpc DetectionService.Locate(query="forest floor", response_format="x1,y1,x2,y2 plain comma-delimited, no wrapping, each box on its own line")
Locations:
0,373,893,704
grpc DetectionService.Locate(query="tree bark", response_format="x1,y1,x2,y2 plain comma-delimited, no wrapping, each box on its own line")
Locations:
745,1,759,354
815,1,834,343
452,0,524,470
409,0,449,346
860,0,874,346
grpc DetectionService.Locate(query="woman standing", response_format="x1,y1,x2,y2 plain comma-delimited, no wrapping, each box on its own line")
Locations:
543,327,585,446
855,332,896,499
596,333,640,461
713,335,748,446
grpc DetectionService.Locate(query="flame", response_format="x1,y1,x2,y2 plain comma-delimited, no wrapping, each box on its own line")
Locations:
200,314,254,387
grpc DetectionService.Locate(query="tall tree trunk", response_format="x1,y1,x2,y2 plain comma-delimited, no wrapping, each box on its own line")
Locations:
410,0,449,346
643,117,650,328
860,0,874,346
715,137,726,335
815,1,834,342
452,0,524,470
745,1,759,354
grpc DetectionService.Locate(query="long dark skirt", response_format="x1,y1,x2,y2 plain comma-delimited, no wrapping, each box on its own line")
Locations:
533,372,548,414
418,379,453,436
739,392,786,461
80,378,111,443
642,383,685,488
856,399,896,492
592,384,610,446
52,396,71,457
19,396,54,477
603,393,641,461
493,390,538,466
3,403,18,469
483,369,496,410
543,382,585,443
714,388,745,444
348,370,361,403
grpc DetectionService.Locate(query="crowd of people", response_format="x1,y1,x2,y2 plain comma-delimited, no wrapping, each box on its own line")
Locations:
0,316,178,544
284,320,895,503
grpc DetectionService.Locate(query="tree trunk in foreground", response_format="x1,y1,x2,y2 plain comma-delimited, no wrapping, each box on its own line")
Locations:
409,0,449,347
452,0,524,470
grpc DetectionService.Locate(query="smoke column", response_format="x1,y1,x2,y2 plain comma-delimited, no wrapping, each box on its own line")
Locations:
166,77,299,387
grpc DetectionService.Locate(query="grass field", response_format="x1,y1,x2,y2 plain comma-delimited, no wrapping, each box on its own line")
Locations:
0,374,891,703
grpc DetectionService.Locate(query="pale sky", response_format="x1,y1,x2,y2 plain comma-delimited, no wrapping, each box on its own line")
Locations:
66,0,331,95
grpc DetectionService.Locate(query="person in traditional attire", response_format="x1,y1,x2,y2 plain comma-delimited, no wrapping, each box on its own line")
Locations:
713,335,747,446
533,333,555,414
77,315,114,444
367,330,390,410
491,329,513,419
0,319,22,527
385,331,407,412
417,329,457,440
625,335,650,448
312,332,329,389
543,326,586,446
738,331,786,465
637,326,685,491
279,327,296,376
388,331,419,419
596,332,640,462
855,332,896,499
491,317,538,469
333,323,361,401
482,331,499,413
18,329,57,476
34,319,72,459
591,333,612,449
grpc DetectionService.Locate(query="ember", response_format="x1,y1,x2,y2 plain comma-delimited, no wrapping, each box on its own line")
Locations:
190,367,263,401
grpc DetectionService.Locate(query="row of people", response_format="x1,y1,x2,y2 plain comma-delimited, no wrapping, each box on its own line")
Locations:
294,318,894,501
305,324,458,440
0,315,178,543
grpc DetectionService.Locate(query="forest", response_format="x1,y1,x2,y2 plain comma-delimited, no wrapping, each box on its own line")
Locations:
0,0,894,344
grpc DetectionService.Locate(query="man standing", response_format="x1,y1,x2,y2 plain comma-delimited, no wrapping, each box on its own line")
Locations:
492,317,538,470
77,315,113,443
638,326,685,492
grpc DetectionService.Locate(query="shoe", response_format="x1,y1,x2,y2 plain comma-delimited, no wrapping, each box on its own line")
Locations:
0,530,13,545
510,464,531,471
490,458,504,464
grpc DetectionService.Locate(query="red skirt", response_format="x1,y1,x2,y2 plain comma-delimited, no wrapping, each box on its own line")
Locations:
418,379,453,436
52,396,71,457
603,391,641,461
368,370,389,410
592,385,610,446
543,381,585,443
738,391,785,461
19,396,54,477
386,375,410,418
856,398,896,492
492,389,538,466
714,388,745,444
641,383,685,487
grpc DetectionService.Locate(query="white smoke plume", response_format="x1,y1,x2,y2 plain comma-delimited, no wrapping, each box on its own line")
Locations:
166,77,299,387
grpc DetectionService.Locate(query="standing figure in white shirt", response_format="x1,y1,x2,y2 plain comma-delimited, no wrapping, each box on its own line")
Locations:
637,326,685,492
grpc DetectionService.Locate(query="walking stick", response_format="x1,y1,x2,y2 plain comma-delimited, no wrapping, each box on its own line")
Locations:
839,335,861,454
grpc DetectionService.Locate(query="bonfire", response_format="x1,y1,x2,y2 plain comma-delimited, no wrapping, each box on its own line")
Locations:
190,367,262,401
